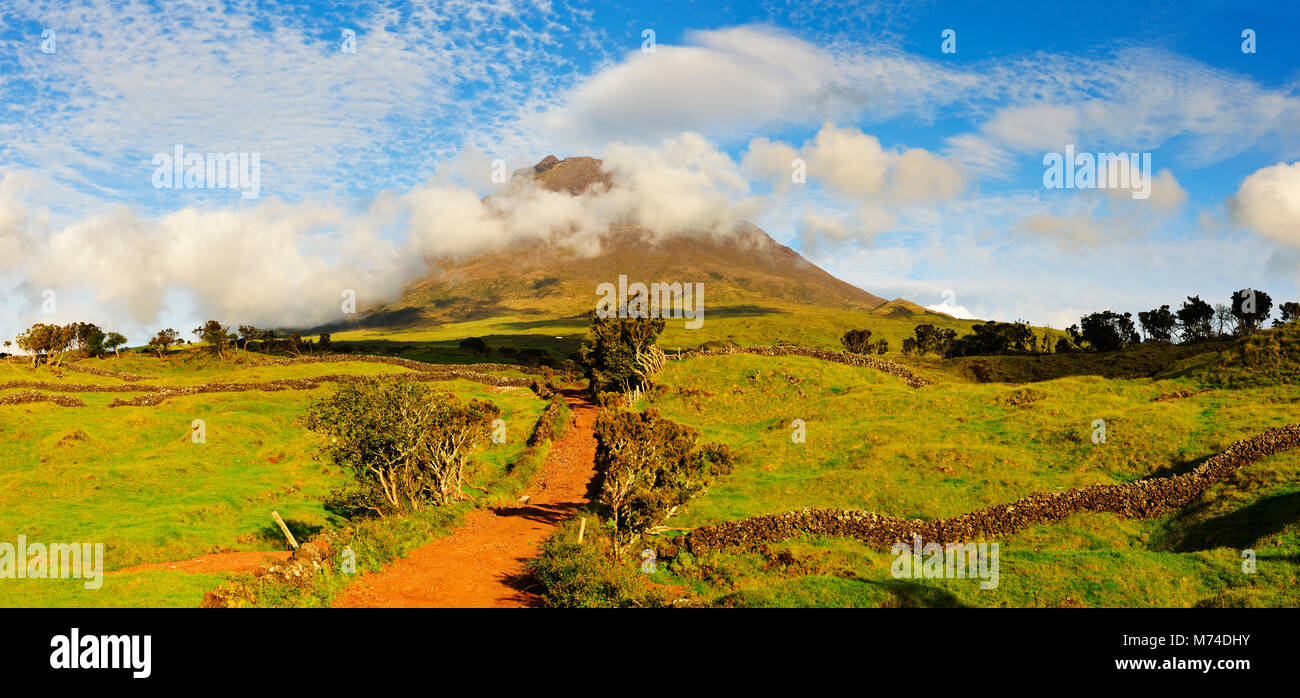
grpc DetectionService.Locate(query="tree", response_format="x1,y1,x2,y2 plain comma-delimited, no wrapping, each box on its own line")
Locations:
578,312,667,400
947,320,1034,357
103,332,127,356
1230,288,1273,336
18,324,77,367
236,325,262,351
591,409,734,554
841,329,887,355
1275,301,1300,327
1212,304,1234,337
16,324,55,367
148,328,179,358
458,337,490,357
302,380,501,515
901,324,957,356
1138,305,1176,343
193,320,230,358
1175,296,1214,343
73,322,106,356
1075,311,1139,352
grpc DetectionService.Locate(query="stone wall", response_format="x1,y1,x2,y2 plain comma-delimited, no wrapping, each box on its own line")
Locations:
686,424,1300,555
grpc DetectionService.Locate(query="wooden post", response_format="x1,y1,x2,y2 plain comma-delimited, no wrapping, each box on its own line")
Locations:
577,517,587,544
271,511,299,550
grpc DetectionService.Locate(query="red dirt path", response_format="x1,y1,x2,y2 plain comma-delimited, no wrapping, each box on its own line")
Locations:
332,391,597,608
112,550,291,575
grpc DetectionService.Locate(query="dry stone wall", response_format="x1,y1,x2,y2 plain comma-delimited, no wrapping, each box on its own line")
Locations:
686,424,1300,554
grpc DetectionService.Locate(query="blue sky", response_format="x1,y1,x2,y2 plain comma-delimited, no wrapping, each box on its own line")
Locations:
1,0,1299,341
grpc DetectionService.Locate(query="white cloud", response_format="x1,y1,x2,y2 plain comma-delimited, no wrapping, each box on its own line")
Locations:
529,26,974,153
0,133,772,340
0,0,601,209
1229,161,1300,247
742,123,967,246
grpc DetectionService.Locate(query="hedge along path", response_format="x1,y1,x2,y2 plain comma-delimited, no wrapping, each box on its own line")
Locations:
332,390,599,608
672,345,932,388
685,424,1300,555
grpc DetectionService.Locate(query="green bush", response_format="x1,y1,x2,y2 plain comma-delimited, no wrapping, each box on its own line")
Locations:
578,312,666,398
526,516,666,608
592,409,735,552
301,379,500,515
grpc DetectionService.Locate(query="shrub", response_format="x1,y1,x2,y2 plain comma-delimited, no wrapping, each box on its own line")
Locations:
901,324,957,356
591,409,735,552
1073,310,1139,352
525,516,666,608
301,380,500,515
148,328,180,358
841,329,887,355
948,320,1034,357
193,320,233,358
578,312,666,399
458,336,490,357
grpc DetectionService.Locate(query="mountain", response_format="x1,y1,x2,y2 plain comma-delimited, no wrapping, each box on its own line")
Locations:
331,156,960,350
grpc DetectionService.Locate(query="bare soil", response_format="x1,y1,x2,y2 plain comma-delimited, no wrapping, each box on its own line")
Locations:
332,391,597,608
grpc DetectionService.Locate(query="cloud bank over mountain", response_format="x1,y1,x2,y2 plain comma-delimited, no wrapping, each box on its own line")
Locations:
2,2,1298,342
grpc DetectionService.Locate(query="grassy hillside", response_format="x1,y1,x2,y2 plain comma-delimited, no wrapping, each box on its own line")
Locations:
313,155,1011,359
621,338,1300,607
326,299,990,360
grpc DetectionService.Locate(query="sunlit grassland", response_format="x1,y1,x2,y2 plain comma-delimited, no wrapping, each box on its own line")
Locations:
0,571,225,609
326,300,999,356
0,352,419,387
0,358,545,607
641,352,1300,607
647,354,1297,524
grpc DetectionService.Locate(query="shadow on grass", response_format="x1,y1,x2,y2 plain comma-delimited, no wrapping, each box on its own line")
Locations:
1142,452,1215,480
867,577,970,608
255,519,324,548
1165,492,1300,552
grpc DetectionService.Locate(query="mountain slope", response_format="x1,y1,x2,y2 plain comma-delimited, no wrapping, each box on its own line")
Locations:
328,156,964,351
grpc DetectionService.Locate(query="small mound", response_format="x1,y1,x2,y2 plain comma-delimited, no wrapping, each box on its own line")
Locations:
1166,325,1300,388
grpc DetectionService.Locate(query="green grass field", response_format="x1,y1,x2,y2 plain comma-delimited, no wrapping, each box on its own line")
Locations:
0,351,546,607
4,321,1297,608
630,328,1300,607
324,299,1020,359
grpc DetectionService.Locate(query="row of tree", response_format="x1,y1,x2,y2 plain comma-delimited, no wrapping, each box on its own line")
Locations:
1066,290,1297,353
10,322,128,367
890,289,1299,359
7,320,332,365
148,322,329,359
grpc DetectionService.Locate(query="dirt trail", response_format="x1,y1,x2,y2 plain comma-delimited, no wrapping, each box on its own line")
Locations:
332,391,598,608
112,550,291,575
